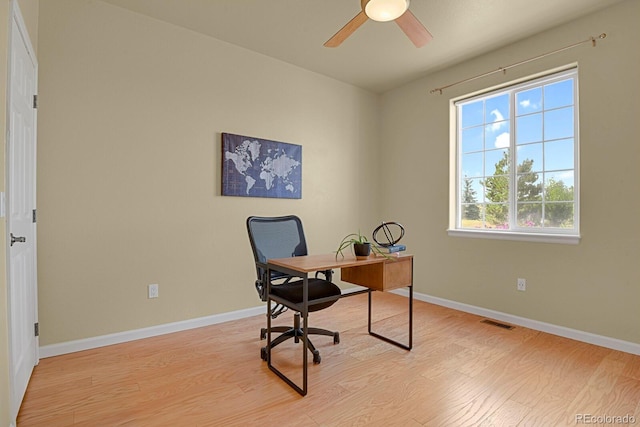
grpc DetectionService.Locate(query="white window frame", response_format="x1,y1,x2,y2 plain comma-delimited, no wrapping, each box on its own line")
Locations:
448,67,580,244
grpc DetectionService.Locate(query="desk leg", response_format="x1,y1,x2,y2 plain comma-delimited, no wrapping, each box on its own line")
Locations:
367,284,413,350
302,275,309,395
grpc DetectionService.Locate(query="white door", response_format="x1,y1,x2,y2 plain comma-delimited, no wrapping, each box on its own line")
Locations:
7,2,39,419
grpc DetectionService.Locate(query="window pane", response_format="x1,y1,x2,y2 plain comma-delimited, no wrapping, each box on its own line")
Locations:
545,138,574,171
484,149,508,176
545,203,574,228
544,170,575,229
545,171,574,202
517,203,542,227
461,177,484,203
483,174,509,203
485,93,509,123
516,88,542,115
517,170,543,201
516,113,542,144
461,204,483,228
485,124,510,149
544,107,574,140
461,100,484,128
485,204,509,228
516,143,543,173
462,152,483,178
544,79,573,110
461,126,484,153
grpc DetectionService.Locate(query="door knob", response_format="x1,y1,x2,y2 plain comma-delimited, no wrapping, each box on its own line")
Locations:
10,233,26,246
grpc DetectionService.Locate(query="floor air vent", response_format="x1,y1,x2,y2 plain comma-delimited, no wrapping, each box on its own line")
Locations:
481,319,515,330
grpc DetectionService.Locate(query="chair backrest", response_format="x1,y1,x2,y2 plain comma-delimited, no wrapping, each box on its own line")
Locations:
247,216,309,298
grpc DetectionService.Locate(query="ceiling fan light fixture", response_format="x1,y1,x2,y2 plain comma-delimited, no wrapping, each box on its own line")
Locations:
362,0,409,22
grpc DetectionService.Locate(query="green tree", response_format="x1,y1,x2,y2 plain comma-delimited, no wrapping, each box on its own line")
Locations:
516,158,543,225
482,152,509,225
517,158,542,202
462,176,480,220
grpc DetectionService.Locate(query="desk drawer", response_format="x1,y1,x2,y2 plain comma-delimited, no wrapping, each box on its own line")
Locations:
341,256,412,291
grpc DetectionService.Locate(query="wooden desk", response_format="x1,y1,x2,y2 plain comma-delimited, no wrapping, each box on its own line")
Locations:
266,253,413,396
341,254,413,291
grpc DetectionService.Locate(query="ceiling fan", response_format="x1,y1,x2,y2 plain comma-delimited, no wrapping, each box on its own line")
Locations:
324,0,433,48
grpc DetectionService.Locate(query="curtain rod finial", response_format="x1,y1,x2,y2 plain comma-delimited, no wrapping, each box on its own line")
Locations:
592,33,607,47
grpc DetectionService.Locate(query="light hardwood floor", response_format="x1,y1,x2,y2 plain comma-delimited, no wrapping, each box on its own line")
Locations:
18,292,640,426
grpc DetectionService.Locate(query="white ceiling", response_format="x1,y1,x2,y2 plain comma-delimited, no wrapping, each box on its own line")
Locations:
99,0,624,93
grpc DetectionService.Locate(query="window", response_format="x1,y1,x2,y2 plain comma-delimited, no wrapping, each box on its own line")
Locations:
451,68,579,243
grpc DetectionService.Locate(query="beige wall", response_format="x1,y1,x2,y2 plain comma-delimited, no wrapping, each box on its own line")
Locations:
36,0,381,346
1,0,38,424
380,0,640,343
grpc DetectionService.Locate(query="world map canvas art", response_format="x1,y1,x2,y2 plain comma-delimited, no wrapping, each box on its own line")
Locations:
222,133,302,199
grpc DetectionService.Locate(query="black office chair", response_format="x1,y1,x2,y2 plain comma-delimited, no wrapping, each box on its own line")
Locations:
246,215,341,364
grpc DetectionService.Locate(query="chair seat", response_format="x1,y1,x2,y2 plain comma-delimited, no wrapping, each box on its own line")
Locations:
270,279,341,312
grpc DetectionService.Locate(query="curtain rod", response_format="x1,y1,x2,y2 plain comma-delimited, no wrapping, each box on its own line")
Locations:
430,33,607,95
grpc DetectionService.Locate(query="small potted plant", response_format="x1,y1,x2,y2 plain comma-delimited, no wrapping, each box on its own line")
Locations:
335,231,395,260
335,231,371,259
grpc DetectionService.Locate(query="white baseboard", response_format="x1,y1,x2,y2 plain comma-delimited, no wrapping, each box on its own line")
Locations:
40,288,368,358
391,288,640,356
40,288,640,358
39,305,266,358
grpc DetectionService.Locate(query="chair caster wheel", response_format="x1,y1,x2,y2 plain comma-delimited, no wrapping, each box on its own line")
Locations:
260,347,268,361
333,332,340,344
260,328,267,340
312,350,321,364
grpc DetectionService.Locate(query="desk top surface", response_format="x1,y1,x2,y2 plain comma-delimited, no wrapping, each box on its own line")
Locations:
268,253,412,273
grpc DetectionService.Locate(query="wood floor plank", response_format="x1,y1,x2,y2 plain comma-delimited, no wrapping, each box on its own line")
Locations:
517,393,573,426
600,375,640,420
17,293,640,426
565,355,628,417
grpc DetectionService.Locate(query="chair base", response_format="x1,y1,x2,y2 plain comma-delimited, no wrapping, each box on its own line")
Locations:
260,313,340,364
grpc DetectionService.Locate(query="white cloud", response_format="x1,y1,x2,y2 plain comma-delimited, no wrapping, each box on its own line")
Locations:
495,132,510,148
519,98,541,110
489,109,506,131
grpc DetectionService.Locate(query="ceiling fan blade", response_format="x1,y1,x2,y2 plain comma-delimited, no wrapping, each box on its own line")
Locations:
395,10,433,48
324,11,368,47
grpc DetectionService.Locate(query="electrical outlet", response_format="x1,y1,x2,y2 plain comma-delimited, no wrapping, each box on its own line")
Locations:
517,278,526,292
148,284,159,299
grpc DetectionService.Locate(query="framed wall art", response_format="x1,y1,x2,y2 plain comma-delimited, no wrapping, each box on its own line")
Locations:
221,133,302,199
